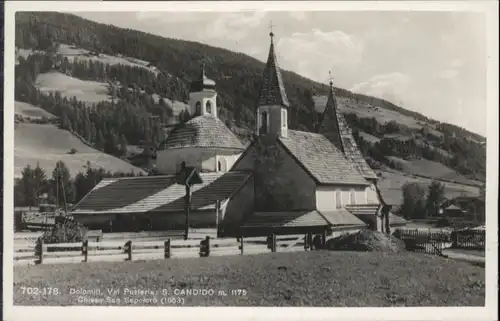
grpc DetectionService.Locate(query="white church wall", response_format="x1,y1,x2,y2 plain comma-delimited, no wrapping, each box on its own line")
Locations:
316,186,369,210
366,184,380,204
315,186,336,211
156,147,242,174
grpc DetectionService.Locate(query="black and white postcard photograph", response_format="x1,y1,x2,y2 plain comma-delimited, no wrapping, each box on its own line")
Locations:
2,1,498,321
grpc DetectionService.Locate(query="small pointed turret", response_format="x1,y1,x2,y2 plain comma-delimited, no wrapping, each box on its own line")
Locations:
190,61,216,92
318,76,344,152
318,72,378,181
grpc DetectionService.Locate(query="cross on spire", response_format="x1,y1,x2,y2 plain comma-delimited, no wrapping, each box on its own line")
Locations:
268,20,275,38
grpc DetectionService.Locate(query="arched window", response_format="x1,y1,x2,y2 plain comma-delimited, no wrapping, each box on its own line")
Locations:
282,109,287,128
259,111,268,134
195,102,202,116
217,157,227,172
350,189,356,205
335,190,342,209
206,100,212,114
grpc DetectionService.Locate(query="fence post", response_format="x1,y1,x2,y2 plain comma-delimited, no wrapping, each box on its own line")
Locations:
164,239,171,259
321,230,327,247
82,240,88,263
206,236,210,257
239,236,244,255
304,233,308,251
271,234,277,253
125,240,132,261
199,236,210,257
35,237,44,264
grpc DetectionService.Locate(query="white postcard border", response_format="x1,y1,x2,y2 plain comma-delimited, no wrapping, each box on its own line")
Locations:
3,1,498,321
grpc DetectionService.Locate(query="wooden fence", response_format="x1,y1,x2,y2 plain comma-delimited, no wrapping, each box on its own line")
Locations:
451,230,486,250
393,229,452,257
14,232,325,266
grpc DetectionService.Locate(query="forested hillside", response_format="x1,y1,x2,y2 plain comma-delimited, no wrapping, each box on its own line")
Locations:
14,12,486,187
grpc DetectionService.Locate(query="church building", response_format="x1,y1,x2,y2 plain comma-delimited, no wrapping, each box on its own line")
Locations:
70,30,406,235
155,63,245,174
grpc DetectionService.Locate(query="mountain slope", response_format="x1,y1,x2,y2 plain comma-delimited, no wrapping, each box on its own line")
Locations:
15,122,146,178
13,12,486,204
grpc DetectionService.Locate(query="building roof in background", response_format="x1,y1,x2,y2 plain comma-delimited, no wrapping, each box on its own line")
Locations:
389,213,408,226
71,171,251,215
158,115,245,151
279,130,369,186
445,204,463,211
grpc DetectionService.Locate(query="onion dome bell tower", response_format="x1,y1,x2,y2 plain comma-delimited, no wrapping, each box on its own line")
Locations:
189,62,218,118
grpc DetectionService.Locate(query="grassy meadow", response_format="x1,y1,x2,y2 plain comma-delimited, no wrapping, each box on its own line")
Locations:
14,122,146,178
14,251,485,307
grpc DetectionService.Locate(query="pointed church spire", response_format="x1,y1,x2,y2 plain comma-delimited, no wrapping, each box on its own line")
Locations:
257,27,290,108
319,72,344,153
318,71,379,181
200,61,206,80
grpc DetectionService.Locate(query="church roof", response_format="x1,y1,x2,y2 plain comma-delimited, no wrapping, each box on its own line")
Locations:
159,114,245,150
71,171,251,215
317,84,378,181
278,130,369,186
257,32,290,108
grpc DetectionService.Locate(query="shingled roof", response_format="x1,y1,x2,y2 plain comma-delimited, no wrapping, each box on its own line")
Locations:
344,204,379,216
71,172,251,215
317,84,378,181
278,130,369,186
241,210,328,229
344,204,408,227
257,32,290,108
389,213,408,226
240,209,366,229
159,115,245,150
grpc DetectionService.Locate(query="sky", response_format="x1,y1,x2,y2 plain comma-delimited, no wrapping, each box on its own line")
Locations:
74,11,487,136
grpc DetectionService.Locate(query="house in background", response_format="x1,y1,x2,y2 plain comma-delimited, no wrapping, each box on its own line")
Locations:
441,204,464,218
439,195,485,222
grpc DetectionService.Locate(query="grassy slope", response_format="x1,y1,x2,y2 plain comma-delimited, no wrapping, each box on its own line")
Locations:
35,71,111,105
15,101,55,119
377,170,480,207
359,131,381,144
314,95,424,130
14,122,146,178
387,156,481,186
18,43,483,197
14,251,484,306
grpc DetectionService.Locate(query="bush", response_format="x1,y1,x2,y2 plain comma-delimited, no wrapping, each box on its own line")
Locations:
42,216,88,244
68,148,77,154
326,230,406,253
435,217,452,227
